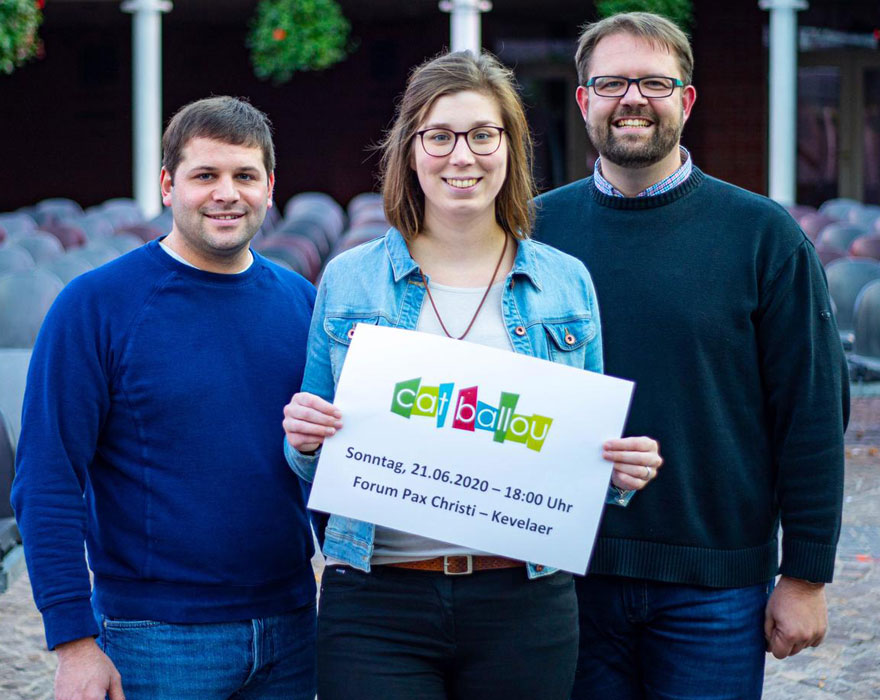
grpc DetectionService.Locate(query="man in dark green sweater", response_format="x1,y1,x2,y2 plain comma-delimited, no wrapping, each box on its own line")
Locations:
533,12,849,699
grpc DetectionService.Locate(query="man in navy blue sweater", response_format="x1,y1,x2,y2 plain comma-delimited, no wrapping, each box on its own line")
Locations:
534,12,848,700
12,97,318,699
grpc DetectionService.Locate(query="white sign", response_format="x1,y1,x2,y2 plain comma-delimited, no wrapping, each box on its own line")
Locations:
308,324,634,574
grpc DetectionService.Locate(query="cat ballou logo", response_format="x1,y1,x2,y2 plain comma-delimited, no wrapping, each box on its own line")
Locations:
390,377,553,452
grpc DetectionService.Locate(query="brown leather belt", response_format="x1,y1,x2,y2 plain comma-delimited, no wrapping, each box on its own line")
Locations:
384,555,522,576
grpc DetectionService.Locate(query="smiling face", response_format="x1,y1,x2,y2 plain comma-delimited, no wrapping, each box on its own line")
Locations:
160,137,274,272
576,32,696,172
411,90,508,230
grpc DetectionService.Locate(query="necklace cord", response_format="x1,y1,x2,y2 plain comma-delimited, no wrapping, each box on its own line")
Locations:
419,233,509,341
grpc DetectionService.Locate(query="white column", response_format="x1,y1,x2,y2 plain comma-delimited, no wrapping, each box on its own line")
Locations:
759,0,807,205
121,0,172,221
438,0,492,54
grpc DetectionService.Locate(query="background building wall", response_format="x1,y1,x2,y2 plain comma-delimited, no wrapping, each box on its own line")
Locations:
0,1,876,212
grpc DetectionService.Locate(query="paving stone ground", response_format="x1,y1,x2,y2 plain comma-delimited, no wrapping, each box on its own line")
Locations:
1,397,878,700
763,394,880,699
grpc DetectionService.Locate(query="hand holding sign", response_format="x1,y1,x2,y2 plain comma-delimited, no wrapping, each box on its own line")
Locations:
283,393,343,453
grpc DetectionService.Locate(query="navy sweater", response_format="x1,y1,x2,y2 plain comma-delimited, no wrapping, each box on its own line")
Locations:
534,169,849,587
12,240,317,649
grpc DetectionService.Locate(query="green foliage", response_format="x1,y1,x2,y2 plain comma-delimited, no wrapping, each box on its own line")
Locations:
248,0,352,83
0,0,43,75
595,0,693,31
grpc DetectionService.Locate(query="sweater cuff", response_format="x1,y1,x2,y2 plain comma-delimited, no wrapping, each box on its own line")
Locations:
41,597,100,650
779,538,838,583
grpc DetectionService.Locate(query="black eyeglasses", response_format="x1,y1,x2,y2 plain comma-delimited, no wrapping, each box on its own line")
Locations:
585,76,685,98
416,126,505,157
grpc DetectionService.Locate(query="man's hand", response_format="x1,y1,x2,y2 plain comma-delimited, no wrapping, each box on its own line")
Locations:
603,436,662,492
764,576,828,659
54,637,125,700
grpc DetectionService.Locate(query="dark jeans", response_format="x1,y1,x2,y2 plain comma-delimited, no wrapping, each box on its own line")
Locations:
97,601,316,700
572,575,772,700
317,565,578,700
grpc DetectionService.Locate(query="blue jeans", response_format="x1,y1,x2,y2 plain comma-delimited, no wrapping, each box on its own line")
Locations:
573,575,772,700
96,601,316,700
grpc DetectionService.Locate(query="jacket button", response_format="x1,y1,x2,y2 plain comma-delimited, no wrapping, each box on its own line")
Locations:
564,332,576,345
514,326,526,336
347,327,355,339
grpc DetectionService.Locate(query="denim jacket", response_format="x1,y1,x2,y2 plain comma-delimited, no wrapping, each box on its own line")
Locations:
285,228,631,579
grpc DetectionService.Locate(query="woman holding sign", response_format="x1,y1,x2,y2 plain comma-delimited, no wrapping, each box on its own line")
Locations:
283,51,661,700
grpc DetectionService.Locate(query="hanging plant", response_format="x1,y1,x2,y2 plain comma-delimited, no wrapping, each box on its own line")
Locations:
248,0,352,84
596,0,693,31
0,0,44,75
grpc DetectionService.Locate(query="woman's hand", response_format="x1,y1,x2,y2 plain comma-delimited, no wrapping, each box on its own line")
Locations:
603,436,662,492
283,392,343,454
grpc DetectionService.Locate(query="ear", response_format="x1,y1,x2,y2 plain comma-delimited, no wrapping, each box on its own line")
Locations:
575,85,590,121
160,167,173,207
681,85,697,123
266,172,276,208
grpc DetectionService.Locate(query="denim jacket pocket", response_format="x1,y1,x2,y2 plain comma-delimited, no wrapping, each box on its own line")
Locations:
324,315,383,344
324,315,382,381
542,318,597,366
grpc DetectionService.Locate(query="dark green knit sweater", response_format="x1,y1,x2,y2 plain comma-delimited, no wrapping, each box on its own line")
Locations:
534,168,849,586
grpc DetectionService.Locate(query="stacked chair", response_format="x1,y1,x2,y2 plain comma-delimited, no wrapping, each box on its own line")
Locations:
825,259,880,349
852,280,880,372
0,198,154,354
1,404,22,581
788,198,880,378
320,193,390,265
0,245,36,275
253,192,335,280
253,191,389,283
1,409,15,519
0,269,64,348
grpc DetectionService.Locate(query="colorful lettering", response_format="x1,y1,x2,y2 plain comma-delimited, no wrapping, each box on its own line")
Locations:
390,378,421,418
452,386,478,431
494,392,520,443
390,379,552,451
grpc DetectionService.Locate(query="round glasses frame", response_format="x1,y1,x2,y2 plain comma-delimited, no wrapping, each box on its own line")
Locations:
416,126,506,157
585,76,686,99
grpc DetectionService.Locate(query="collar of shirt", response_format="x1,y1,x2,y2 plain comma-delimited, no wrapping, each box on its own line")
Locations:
593,146,692,198
159,237,254,272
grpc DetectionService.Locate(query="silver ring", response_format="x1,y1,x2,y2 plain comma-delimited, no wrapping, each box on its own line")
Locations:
643,465,651,480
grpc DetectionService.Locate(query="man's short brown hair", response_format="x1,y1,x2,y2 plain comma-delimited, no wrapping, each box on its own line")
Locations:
162,96,275,179
575,12,694,87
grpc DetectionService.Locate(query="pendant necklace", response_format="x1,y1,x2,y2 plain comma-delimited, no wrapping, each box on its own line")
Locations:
419,233,508,340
